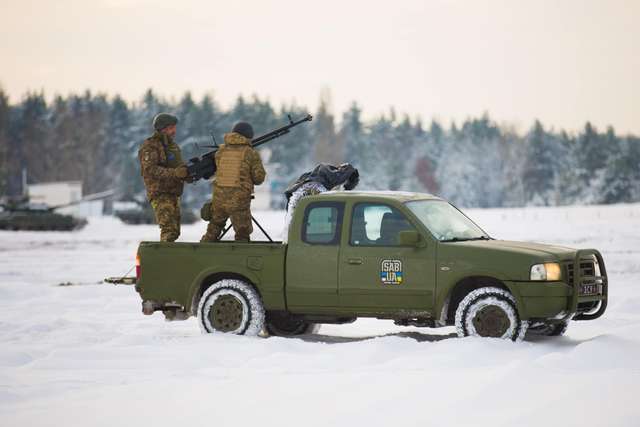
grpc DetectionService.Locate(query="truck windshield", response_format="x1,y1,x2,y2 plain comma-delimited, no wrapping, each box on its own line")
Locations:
405,200,490,242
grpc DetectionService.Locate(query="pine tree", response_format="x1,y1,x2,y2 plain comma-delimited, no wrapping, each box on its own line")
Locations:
177,92,199,143
437,114,506,208
14,92,48,189
268,104,315,208
598,132,640,203
341,102,365,163
501,130,527,207
363,114,395,190
109,96,140,198
312,91,342,165
553,131,583,205
522,120,556,205
391,115,422,191
575,122,608,203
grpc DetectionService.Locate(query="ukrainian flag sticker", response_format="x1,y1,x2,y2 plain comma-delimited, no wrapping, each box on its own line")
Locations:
380,259,403,285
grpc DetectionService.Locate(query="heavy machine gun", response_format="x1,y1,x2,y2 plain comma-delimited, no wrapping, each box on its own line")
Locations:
186,113,313,182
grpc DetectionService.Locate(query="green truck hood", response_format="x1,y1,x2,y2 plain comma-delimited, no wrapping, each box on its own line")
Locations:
438,239,577,281
455,239,576,259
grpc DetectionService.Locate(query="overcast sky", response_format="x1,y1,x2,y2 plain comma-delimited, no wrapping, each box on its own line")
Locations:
1,0,638,134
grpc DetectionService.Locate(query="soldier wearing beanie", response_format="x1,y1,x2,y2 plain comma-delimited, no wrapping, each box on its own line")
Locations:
138,113,190,242
201,121,266,242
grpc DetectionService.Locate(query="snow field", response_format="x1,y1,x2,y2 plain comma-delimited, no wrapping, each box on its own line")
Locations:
0,204,639,427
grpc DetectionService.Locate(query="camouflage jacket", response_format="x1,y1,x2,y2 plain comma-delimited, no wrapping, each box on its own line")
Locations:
138,132,184,200
214,132,266,193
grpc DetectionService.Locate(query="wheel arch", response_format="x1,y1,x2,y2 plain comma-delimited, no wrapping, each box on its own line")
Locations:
440,276,525,325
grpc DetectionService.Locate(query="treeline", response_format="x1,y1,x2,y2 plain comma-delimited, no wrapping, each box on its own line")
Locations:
0,88,638,209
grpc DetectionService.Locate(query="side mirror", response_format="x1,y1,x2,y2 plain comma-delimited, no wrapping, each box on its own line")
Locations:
398,230,424,247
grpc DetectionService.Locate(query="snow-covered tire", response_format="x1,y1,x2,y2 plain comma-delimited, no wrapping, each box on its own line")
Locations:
526,321,569,337
265,311,320,337
455,287,528,342
197,279,265,336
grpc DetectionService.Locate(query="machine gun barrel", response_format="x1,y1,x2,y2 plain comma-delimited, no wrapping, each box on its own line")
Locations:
47,189,116,212
186,113,313,182
251,114,313,148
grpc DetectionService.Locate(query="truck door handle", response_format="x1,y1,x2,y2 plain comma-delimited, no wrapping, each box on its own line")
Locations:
347,258,363,265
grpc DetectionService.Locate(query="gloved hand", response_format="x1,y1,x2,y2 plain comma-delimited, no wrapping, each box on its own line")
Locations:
175,165,189,179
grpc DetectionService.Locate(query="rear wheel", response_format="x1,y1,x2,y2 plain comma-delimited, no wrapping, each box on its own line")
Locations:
455,287,528,341
265,311,320,336
197,279,265,335
527,321,569,337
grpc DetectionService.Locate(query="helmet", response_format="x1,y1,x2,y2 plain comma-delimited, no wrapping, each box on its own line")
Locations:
153,113,179,131
232,121,254,139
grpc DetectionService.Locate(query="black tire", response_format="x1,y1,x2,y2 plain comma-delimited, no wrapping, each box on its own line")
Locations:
455,287,528,342
526,321,569,337
265,311,320,336
197,279,265,335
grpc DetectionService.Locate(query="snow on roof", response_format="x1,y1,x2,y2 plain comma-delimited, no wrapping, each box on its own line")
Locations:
319,190,442,201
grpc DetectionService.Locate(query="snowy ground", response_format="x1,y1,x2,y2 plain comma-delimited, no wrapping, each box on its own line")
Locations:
1,204,639,427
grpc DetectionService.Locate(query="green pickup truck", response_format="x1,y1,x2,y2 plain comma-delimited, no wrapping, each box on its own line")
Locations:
132,191,608,341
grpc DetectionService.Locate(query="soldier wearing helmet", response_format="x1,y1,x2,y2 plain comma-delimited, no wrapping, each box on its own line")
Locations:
138,113,190,242
200,121,266,242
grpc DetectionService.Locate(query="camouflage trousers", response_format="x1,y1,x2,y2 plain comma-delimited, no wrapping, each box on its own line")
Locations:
150,194,181,242
201,188,252,242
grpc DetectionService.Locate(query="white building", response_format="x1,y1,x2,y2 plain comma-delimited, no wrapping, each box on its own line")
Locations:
28,181,104,217
28,181,82,207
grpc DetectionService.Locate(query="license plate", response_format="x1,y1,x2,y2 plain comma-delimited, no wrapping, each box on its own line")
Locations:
580,284,601,295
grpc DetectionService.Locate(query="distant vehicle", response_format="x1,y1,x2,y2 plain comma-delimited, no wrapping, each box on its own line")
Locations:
0,190,113,231
114,191,608,341
114,196,198,225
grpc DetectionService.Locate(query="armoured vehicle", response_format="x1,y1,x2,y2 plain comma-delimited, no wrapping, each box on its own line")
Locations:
0,189,115,231
0,195,89,231
123,191,608,341
115,198,198,225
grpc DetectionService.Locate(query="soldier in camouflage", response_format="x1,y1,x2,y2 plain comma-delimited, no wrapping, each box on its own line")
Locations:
138,113,190,242
201,122,266,242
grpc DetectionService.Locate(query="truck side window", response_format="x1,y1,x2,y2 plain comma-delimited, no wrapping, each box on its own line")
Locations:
302,202,344,245
350,203,414,246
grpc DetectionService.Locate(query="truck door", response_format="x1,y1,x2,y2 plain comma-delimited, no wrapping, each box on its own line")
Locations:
286,201,345,311
339,202,436,313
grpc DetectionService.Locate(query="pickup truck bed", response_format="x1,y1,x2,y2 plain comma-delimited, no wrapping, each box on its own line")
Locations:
136,241,287,317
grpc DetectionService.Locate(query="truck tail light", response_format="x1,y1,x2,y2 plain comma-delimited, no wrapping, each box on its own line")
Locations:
135,253,141,279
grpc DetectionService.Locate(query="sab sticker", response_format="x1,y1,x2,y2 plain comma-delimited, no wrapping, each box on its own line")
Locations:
380,259,403,285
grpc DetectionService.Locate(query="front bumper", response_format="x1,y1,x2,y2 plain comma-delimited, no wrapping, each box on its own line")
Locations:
509,249,608,322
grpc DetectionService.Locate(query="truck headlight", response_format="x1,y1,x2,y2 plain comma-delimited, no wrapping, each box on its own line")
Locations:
530,263,562,281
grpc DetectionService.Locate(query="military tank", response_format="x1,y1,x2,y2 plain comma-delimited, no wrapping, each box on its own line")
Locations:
0,196,88,231
0,189,116,232
115,197,198,225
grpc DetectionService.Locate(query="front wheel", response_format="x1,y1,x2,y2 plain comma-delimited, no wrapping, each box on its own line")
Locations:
455,287,528,342
197,279,265,335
